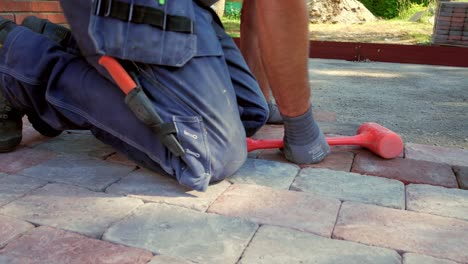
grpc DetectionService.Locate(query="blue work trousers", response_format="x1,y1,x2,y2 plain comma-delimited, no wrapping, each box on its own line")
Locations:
0,1,268,191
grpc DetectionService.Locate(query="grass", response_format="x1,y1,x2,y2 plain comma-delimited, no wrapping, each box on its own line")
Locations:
220,3,437,45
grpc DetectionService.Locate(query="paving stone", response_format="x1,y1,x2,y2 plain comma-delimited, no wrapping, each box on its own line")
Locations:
314,111,337,122
454,166,468,190
148,255,194,264
352,153,458,188
403,253,459,264
0,215,34,248
318,122,359,136
228,159,300,190
0,183,143,238
0,147,57,174
208,184,341,237
301,151,355,172
291,168,405,209
251,125,284,140
18,156,134,191
103,203,258,264
34,132,115,159
405,143,468,167
105,152,138,167
256,149,290,163
0,175,47,207
406,184,468,221
333,202,468,263
0,226,153,264
239,225,401,264
19,125,50,148
106,169,231,212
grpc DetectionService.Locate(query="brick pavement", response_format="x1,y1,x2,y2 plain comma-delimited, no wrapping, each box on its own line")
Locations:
0,120,467,263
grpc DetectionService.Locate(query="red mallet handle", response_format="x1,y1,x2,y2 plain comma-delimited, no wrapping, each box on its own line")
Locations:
247,122,403,159
98,56,136,95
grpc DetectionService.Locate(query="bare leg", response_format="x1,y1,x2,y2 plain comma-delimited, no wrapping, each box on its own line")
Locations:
255,0,311,117
251,0,330,164
240,1,282,124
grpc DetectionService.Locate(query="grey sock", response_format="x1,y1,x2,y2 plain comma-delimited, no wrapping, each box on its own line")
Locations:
282,107,330,164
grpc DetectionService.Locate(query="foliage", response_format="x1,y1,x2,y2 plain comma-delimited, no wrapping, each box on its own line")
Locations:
224,2,242,19
358,0,435,19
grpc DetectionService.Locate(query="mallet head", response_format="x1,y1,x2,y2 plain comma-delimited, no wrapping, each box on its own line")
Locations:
357,122,404,159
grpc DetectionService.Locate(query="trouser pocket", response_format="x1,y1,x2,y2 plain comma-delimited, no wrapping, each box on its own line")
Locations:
171,115,212,191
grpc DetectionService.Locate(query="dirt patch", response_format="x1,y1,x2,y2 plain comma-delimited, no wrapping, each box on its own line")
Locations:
309,21,434,44
308,0,377,24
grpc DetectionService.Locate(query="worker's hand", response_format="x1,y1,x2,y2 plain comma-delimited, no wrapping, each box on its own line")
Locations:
282,107,330,164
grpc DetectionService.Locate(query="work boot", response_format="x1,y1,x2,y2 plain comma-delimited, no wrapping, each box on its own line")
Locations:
1,17,62,138
0,89,23,153
0,17,16,48
0,18,22,152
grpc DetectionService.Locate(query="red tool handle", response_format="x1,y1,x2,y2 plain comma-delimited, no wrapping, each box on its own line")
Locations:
246,136,364,152
98,56,136,95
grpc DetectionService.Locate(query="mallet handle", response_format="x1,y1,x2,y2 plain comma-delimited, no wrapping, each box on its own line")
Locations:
246,135,365,152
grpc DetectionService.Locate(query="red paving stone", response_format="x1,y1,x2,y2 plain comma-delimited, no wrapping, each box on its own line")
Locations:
333,202,468,263
0,215,34,248
252,125,284,140
105,152,138,167
0,226,153,264
20,125,50,148
0,147,57,174
301,151,354,172
405,143,468,167
352,152,458,188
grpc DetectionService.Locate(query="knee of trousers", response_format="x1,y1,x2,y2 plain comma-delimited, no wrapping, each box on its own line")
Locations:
208,128,248,184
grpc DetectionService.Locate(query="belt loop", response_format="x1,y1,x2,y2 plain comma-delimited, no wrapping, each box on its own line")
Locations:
104,0,113,16
128,1,134,22
93,0,102,15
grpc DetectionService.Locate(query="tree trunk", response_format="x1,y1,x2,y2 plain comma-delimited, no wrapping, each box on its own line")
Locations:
213,0,226,18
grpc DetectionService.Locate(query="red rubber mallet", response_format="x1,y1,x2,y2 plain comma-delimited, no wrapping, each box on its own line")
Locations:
247,122,403,159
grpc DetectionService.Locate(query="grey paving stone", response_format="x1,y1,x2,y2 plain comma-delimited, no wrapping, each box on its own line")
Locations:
239,225,401,264
0,175,47,207
208,184,341,237
0,183,143,238
291,168,405,209
403,253,459,264
34,132,115,158
18,156,134,192
103,203,258,264
228,159,300,190
405,143,468,167
0,215,35,248
454,166,468,190
148,255,194,264
406,184,468,221
106,169,230,212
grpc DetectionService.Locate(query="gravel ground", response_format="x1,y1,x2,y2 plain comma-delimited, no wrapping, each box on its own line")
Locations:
308,59,468,149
